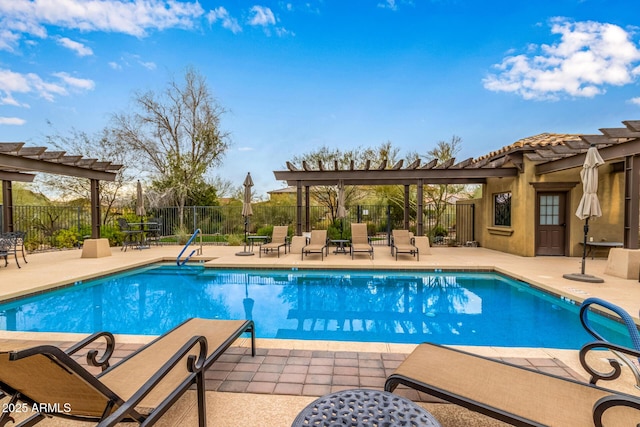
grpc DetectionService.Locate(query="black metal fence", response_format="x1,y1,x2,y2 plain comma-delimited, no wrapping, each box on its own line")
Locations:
1,203,474,252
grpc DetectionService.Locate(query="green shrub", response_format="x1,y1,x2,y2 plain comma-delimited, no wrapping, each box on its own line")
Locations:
225,234,244,246
256,225,274,237
432,226,448,237
366,222,376,236
174,226,191,245
100,225,123,246
53,228,79,248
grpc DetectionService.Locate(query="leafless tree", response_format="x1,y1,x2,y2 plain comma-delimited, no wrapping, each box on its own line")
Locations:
111,66,230,228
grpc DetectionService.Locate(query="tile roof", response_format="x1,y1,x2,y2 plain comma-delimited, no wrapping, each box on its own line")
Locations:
474,133,582,163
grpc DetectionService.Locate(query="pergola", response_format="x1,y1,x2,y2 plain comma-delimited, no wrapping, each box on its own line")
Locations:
273,155,519,236
0,142,122,238
273,119,640,248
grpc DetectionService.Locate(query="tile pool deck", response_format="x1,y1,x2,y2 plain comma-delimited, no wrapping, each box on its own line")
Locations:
0,244,639,425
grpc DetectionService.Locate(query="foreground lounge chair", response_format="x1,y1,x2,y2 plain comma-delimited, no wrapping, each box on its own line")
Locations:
302,230,328,260
0,318,255,426
350,223,373,259
260,225,289,258
385,342,640,426
391,230,419,261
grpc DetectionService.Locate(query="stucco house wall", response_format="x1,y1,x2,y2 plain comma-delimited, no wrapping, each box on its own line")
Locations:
479,157,625,257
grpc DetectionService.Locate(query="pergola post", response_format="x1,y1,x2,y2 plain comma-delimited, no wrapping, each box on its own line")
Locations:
624,155,640,249
2,180,13,233
90,178,101,239
305,185,310,233
296,181,302,236
417,179,424,236
403,185,410,230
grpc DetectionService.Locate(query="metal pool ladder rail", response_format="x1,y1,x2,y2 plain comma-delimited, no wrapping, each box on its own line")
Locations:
176,228,202,266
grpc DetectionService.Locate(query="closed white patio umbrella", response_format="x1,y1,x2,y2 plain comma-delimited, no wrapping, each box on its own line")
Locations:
563,145,605,283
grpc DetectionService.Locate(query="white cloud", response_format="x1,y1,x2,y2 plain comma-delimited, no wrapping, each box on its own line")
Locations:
108,61,122,70
630,97,640,106
378,0,398,11
56,36,93,56
207,7,241,34
0,0,205,51
483,18,640,100
248,6,276,27
0,68,93,105
53,72,95,91
238,146,254,152
0,117,26,125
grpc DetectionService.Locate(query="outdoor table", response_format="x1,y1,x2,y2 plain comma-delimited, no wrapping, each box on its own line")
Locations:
291,389,441,427
246,235,269,252
330,239,350,254
128,222,158,249
580,241,623,259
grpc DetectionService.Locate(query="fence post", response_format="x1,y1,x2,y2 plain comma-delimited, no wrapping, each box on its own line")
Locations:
386,205,391,246
193,206,197,233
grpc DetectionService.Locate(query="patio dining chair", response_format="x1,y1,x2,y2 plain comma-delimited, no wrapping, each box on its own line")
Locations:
145,218,163,247
0,237,8,268
0,318,255,427
0,231,28,268
117,218,143,252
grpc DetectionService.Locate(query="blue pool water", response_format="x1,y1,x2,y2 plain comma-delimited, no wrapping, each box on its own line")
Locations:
0,264,631,349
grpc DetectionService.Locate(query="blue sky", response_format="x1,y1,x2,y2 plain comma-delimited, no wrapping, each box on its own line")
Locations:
1,0,640,197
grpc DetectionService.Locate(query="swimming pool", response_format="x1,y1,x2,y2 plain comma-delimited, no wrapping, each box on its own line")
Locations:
0,264,630,349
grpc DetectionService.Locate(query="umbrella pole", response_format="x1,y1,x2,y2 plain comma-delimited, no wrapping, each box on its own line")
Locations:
244,217,248,252
581,218,589,275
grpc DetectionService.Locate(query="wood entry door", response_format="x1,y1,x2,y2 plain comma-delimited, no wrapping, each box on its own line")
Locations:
536,192,567,256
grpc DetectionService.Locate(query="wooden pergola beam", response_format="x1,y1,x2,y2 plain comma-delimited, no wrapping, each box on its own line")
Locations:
0,171,35,182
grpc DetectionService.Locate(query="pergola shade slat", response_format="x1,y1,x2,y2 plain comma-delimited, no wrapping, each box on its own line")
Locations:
623,120,640,132
600,127,640,139
0,143,25,153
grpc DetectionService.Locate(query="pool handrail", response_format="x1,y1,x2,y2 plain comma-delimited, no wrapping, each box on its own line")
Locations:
176,229,201,266
579,297,640,388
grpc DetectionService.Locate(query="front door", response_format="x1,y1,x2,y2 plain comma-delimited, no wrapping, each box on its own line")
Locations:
536,192,567,256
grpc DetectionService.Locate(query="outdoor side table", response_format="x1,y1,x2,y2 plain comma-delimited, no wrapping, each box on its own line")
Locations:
291,388,441,427
246,235,269,252
330,239,350,255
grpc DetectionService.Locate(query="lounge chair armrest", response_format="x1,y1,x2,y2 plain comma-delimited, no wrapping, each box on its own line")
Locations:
66,331,116,372
580,298,640,350
579,340,640,385
593,394,640,427
97,335,208,427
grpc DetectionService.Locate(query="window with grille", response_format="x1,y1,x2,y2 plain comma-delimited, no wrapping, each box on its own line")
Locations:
494,192,511,226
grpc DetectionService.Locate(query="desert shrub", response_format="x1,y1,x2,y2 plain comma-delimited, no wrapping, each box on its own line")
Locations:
53,228,79,248
225,234,244,246
256,225,274,237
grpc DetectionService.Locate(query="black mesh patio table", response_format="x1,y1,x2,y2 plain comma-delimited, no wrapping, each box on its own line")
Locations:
291,388,441,427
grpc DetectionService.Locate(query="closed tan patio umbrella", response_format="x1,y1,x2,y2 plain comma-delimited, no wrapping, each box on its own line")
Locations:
136,180,146,220
563,145,605,283
236,172,254,256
